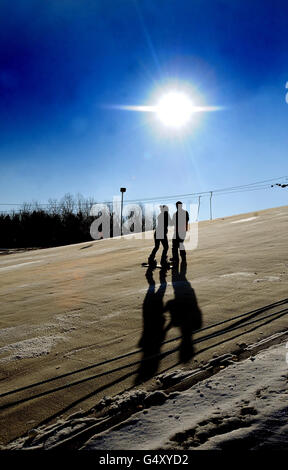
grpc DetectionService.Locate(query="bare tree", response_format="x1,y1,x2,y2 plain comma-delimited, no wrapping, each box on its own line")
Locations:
47,198,59,215
60,193,75,214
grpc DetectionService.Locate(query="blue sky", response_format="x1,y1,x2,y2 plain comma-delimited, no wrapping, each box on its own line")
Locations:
0,0,288,218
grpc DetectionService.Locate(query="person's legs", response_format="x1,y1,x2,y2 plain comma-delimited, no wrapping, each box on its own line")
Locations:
172,237,180,263
148,235,160,264
160,237,169,266
179,237,186,263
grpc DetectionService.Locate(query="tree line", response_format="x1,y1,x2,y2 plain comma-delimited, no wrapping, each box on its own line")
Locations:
0,193,150,249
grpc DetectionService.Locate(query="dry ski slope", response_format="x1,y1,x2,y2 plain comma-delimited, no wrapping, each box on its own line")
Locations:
0,206,287,445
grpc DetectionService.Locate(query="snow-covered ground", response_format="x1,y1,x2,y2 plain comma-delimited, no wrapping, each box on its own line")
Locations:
83,340,288,451
1,206,288,447
4,335,288,450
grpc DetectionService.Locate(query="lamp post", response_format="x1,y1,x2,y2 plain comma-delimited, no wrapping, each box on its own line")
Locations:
120,187,126,236
210,191,213,221
197,195,201,221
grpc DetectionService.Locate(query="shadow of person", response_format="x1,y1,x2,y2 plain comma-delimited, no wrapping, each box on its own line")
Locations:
135,267,168,385
165,260,202,363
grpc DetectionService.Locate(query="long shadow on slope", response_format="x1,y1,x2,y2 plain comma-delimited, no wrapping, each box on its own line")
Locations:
164,260,202,363
135,260,202,384
135,267,168,385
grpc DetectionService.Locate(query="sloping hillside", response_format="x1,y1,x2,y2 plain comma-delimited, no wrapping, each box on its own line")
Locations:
0,205,287,445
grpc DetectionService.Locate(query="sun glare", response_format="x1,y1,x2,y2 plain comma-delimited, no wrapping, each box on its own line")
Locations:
155,91,194,128
107,86,223,132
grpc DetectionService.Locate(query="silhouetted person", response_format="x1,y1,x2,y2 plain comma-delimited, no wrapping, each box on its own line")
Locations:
171,201,189,265
136,267,167,384
165,260,202,362
148,205,171,268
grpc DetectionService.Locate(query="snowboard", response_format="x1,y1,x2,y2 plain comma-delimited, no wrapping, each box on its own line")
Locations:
141,262,172,270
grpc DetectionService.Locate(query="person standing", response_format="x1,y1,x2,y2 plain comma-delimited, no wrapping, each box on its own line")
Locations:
148,205,171,268
171,201,189,264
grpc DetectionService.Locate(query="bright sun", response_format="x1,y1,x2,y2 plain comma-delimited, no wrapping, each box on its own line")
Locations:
156,91,194,128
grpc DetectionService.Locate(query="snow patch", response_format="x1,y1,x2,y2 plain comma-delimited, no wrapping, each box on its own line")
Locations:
0,335,66,362
231,217,258,224
0,260,42,272
0,256,37,266
254,276,280,283
221,272,255,278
